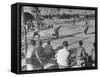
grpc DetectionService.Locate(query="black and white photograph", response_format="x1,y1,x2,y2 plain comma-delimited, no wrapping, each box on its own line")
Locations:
21,5,96,71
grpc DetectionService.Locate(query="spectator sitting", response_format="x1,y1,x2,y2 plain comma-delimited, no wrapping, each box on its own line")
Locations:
91,42,95,62
32,40,44,69
26,40,37,70
76,41,88,61
55,41,70,69
44,41,54,60
35,41,45,58
90,42,95,67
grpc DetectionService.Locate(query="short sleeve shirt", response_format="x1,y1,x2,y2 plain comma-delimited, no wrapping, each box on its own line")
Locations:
56,48,70,66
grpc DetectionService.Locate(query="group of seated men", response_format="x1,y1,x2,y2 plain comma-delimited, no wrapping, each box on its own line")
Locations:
21,38,95,71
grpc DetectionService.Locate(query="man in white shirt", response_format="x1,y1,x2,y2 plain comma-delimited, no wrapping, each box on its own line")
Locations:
55,41,70,69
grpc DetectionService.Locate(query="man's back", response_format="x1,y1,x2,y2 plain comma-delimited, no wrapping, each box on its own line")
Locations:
35,45,44,58
55,48,69,66
44,44,53,55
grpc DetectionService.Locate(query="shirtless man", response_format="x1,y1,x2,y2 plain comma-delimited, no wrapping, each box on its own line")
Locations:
44,41,54,60
26,40,43,70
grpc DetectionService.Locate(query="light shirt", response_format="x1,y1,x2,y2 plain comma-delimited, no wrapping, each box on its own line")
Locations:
55,48,69,66
26,45,35,58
